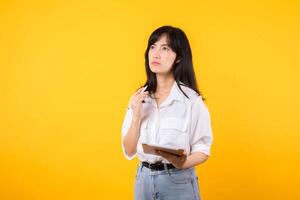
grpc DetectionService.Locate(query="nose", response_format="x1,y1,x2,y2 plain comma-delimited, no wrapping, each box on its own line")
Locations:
152,49,161,59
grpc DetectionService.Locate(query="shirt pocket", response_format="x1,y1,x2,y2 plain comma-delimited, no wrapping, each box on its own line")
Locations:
158,117,187,148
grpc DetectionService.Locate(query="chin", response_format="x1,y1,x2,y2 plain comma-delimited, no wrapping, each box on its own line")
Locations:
149,66,160,73
149,65,169,75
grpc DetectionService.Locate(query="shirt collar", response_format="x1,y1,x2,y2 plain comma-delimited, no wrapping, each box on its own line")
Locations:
145,81,185,108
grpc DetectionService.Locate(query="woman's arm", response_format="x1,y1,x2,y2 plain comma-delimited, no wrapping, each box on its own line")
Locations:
157,150,209,169
181,152,209,169
123,117,141,157
122,86,149,159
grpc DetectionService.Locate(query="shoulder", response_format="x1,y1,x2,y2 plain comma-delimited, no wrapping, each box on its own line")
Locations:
178,84,209,115
178,83,202,104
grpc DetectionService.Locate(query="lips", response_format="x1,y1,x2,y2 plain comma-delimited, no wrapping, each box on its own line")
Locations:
151,61,160,65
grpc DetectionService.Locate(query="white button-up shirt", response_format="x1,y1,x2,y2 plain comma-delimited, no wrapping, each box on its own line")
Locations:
121,81,213,163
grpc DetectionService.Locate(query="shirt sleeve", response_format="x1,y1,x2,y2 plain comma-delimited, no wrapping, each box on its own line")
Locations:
189,96,214,156
121,100,137,160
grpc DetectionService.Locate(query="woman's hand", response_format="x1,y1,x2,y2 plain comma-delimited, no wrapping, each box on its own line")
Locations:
130,86,149,120
156,150,187,169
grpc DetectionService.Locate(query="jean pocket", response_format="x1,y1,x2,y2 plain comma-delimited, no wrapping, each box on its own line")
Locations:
135,165,142,181
167,169,192,184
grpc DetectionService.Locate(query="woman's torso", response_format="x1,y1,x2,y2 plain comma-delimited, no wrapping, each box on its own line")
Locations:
136,81,199,163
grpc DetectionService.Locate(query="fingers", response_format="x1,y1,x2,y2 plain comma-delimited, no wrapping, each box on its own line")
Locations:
139,91,149,98
139,95,147,102
133,86,149,100
135,87,144,95
156,151,171,163
136,90,149,102
157,150,186,161
131,86,149,107
140,85,148,93
135,86,148,95
130,92,148,107
157,150,174,160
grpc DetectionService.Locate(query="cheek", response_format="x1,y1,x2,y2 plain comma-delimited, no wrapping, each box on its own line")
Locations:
165,55,176,66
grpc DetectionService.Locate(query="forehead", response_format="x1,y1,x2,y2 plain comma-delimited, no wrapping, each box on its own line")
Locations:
153,34,170,46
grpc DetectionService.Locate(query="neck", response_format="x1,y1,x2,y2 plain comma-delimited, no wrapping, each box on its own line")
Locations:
156,73,175,94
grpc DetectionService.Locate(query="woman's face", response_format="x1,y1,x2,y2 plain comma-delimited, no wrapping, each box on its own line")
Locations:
148,34,177,75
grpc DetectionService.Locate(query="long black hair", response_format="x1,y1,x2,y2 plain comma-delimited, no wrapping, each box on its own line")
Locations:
141,25,205,101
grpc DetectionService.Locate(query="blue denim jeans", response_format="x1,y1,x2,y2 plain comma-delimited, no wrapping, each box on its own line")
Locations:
134,162,201,200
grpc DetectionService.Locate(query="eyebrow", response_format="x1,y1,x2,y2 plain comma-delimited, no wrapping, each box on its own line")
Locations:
152,43,169,47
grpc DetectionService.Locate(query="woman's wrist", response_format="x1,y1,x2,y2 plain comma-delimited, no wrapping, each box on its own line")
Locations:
180,158,190,169
132,115,141,123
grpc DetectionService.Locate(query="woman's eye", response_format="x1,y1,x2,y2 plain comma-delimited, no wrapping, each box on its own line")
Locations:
162,47,169,51
150,45,155,49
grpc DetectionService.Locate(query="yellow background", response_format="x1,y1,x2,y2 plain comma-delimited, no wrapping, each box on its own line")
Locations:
1,0,299,199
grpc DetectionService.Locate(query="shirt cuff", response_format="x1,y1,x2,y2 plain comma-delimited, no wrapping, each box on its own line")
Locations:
190,144,211,156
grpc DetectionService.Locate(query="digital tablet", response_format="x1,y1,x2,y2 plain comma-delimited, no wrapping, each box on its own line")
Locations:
142,143,185,156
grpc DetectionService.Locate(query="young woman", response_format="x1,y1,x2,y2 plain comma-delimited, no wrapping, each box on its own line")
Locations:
121,25,213,200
